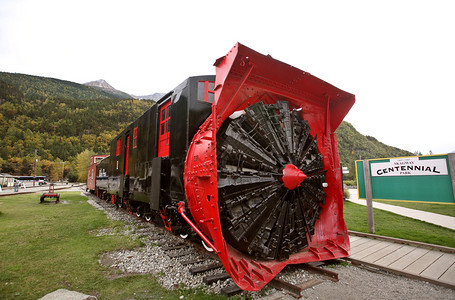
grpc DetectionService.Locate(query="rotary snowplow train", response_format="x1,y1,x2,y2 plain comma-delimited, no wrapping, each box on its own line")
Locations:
87,43,355,291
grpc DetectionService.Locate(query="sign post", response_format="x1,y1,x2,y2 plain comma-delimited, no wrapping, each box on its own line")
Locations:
449,153,455,203
363,159,375,233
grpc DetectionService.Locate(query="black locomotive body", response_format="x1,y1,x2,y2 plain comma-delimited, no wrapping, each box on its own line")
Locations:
94,76,215,232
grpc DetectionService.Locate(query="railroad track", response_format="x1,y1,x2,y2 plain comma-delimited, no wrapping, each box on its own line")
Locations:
159,236,341,297
89,192,342,298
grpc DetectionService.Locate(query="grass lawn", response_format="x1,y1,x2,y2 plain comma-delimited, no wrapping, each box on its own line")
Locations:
343,201,455,248
0,192,228,300
373,199,455,217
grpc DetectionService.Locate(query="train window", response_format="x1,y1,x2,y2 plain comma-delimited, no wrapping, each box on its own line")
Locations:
197,81,205,101
133,127,138,148
158,100,171,157
208,92,215,103
197,80,215,103
116,139,121,156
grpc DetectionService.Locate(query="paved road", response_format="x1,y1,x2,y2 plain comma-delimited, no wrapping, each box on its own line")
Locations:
0,183,84,196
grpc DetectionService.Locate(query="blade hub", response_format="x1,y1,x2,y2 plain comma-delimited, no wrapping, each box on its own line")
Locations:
282,164,307,190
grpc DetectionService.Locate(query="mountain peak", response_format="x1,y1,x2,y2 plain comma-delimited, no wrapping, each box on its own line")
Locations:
83,79,131,99
84,79,115,90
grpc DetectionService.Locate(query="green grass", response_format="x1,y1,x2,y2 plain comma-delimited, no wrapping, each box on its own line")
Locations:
374,199,455,217
0,192,229,300
343,201,455,248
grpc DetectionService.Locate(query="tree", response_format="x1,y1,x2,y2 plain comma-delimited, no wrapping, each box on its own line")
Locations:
40,159,53,178
50,158,63,181
75,149,95,182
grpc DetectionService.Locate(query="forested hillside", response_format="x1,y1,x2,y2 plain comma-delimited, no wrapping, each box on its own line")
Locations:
0,72,131,100
336,121,413,180
0,75,152,181
0,71,413,182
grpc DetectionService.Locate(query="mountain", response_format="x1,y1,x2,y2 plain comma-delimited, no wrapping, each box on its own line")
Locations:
0,73,152,178
134,93,166,101
0,72,131,100
84,79,132,99
335,121,413,180
84,79,163,101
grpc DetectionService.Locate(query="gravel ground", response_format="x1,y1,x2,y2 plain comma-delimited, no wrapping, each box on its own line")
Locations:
85,192,455,299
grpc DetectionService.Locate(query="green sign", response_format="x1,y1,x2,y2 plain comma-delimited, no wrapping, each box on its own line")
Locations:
356,154,455,204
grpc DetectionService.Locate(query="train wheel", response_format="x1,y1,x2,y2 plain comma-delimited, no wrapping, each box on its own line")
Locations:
216,101,326,260
201,240,214,252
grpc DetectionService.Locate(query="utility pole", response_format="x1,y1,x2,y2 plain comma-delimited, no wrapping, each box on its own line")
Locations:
62,161,65,182
33,149,37,187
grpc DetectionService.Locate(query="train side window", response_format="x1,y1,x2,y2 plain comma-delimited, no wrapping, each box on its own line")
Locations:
197,81,205,101
116,139,121,156
133,127,138,148
197,80,215,103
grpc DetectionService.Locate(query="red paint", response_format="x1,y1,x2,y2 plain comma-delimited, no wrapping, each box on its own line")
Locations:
112,194,115,205
158,100,171,157
160,207,172,232
178,202,218,253
125,135,130,175
133,127,138,148
116,139,121,156
282,164,307,190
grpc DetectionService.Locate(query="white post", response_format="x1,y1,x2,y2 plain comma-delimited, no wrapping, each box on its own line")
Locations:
363,159,375,233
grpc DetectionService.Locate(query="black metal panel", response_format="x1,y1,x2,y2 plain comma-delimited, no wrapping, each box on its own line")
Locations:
127,107,154,203
147,105,158,161
108,135,121,194
103,105,158,201
168,82,188,203
150,156,165,211
169,76,214,203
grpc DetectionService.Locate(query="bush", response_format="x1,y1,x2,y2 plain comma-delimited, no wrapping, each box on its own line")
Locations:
343,180,356,186
67,171,78,182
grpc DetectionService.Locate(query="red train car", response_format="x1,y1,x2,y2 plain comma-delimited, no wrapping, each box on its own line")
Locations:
86,155,108,192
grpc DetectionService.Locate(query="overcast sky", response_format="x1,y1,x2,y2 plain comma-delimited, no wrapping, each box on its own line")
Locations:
1,0,454,155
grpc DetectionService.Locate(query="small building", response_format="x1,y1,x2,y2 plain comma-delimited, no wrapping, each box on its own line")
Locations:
0,173,15,187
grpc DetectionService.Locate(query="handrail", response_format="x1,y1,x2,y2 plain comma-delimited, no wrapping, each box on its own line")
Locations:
177,202,219,253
